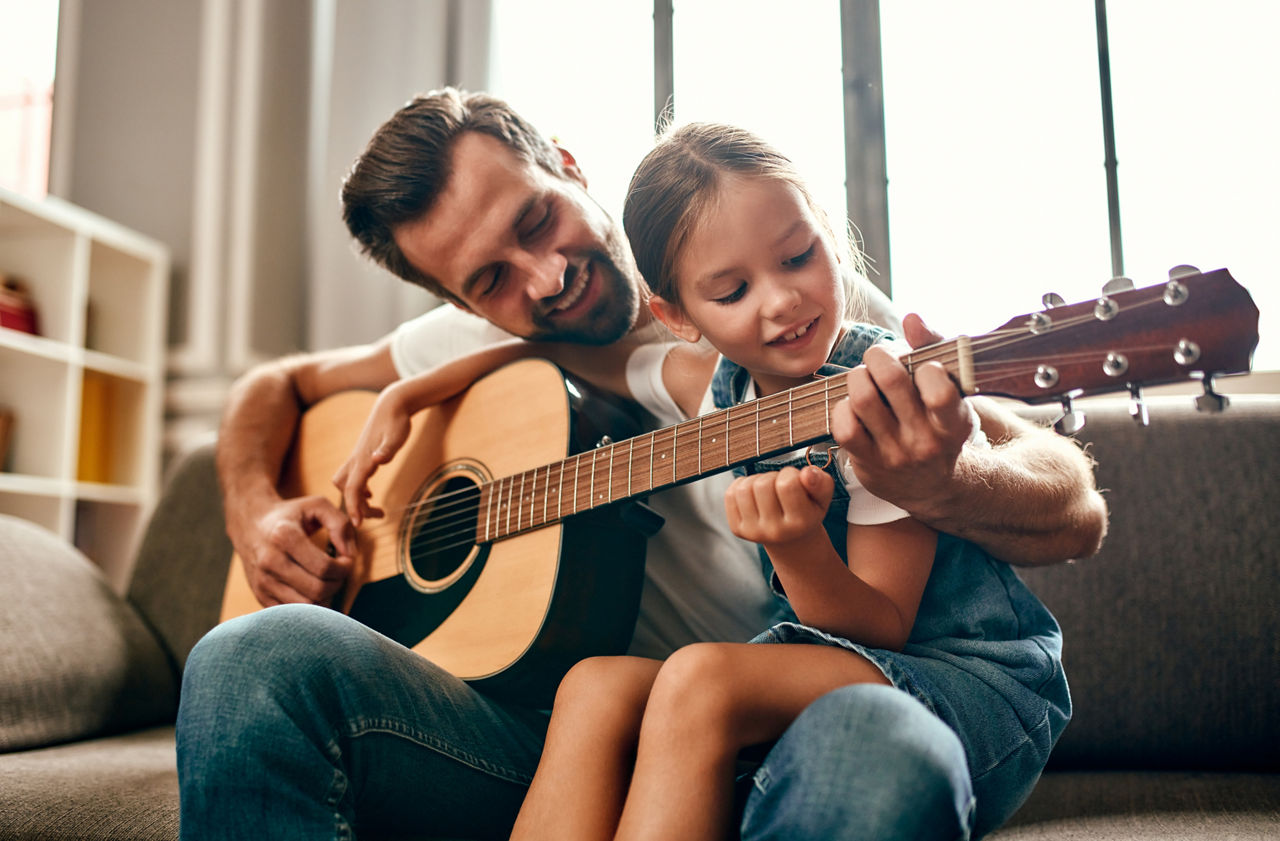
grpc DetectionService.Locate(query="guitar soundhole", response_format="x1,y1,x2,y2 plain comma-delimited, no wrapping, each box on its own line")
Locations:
403,474,481,589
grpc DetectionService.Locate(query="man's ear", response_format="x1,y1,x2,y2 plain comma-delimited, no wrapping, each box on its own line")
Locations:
555,143,588,188
448,297,474,315
649,295,701,344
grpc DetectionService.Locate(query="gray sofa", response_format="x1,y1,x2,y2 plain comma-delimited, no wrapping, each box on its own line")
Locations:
2,397,1277,840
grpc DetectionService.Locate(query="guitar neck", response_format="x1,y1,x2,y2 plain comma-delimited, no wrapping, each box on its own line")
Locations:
477,267,1259,544
477,371,865,542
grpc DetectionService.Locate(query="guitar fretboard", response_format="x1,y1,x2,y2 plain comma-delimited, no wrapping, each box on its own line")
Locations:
475,337,963,544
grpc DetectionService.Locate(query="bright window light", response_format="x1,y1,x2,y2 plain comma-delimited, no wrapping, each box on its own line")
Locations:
489,0,655,225
883,1,1276,371
0,0,59,197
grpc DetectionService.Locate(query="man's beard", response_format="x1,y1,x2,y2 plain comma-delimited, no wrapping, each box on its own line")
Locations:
528,249,640,346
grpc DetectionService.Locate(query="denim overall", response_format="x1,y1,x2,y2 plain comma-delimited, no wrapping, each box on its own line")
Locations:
711,324,1072,838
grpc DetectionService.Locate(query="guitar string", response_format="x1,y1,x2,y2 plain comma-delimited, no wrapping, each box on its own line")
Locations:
346,292,1187,554
351,336,1141,556
374,291,1179,531
348,304,1170,554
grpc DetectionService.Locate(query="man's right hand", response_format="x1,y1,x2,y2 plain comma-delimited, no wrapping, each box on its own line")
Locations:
229,495,356,608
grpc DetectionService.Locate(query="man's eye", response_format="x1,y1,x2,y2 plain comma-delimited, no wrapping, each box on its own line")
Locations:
786,244,816,267
520,205,553,241
714,283,747,305
481,266,505,298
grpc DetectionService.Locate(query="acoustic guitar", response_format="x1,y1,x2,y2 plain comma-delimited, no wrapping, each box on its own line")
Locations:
221,267,1259,705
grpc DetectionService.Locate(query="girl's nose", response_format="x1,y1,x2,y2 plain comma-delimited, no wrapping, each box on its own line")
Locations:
761,277,802,319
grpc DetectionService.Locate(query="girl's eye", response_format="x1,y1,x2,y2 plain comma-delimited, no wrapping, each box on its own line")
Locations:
786,244,816,267
713,282,747,305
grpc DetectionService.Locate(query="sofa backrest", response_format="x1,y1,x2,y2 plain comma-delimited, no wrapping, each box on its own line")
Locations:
127,441,233,672
1018,395,1279,771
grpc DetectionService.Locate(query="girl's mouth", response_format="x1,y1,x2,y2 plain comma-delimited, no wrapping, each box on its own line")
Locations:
767,316,819,347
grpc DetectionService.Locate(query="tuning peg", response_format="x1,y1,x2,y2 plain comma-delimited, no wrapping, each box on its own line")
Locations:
1168,264,1200,280
1041,292,1065,308
1054,395,1087,435
1103,276,1134,295
1194,375,1230,413
1128,384,1149,427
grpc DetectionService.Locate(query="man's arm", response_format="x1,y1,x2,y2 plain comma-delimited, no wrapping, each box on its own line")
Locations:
216,339,401,608
832,314,1108,566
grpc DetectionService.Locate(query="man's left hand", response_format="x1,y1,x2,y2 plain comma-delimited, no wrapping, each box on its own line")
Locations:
829,313,972,515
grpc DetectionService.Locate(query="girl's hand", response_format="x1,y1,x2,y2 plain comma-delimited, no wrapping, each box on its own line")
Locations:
724,465,834,550
332,386,412,526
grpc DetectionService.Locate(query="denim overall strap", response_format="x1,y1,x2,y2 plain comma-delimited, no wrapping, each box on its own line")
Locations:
708,324,896,583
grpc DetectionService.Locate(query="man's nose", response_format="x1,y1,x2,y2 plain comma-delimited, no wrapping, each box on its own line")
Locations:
512,250,567,300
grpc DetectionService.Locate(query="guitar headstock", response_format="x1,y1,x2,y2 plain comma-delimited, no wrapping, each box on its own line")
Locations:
959,267,1259,415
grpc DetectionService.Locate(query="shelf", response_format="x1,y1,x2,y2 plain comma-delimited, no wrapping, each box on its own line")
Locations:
0,186,168,591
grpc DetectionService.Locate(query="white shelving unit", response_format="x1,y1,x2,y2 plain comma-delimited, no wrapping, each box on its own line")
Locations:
0,187,168,593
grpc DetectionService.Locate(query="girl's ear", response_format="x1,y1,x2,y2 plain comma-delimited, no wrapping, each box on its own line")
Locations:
555,143,588,188
649,295,701,344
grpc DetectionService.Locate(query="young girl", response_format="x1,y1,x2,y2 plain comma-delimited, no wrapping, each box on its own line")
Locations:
333,123,1069,841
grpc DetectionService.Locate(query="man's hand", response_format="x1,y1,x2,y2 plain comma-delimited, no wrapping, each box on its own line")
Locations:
228,495,355,608
830,313,972,518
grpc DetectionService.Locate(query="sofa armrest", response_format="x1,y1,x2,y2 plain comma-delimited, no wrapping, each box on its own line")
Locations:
126,441,234,672
0,516,177,752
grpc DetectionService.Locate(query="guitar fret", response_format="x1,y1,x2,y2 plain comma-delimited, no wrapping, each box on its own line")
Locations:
518,473,526,532
505,475,513,536
652,427,674,487
697,416,703,475
575,453,585,514
647,431,655,490
481,484,491,543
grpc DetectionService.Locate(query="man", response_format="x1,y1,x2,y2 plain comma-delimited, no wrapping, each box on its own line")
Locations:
178,88,1106,840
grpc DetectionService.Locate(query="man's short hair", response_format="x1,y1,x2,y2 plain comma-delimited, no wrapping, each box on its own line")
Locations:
341,87,565,301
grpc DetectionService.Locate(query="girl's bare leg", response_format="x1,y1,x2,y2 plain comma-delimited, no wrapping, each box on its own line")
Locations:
613,642,890,841
509,656,662,841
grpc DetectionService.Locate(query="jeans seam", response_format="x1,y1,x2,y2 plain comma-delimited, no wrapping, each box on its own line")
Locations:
970,710,1050,785
344,717,533,786
323,737,353,840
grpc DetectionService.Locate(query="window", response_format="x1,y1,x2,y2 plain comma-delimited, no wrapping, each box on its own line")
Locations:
490,2,1275,371
882,1,1277,370
0,0,58,197
671,0,847,249
489,0,845,242
489,0,655,225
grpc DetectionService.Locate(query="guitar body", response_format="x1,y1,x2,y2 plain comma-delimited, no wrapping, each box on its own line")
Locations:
221,358,651,706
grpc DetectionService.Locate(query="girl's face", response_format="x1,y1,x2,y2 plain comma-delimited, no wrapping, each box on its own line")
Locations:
655,174,845,397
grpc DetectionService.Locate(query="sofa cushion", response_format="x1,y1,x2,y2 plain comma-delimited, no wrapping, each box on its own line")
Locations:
993,770,1280,839
0,515,177,752
0,725,178,840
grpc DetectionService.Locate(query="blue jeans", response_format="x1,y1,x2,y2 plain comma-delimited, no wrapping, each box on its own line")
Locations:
177,605,974,840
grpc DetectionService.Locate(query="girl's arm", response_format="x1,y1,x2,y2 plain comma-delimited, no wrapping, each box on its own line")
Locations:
724,465,935,651
332,338,535,524
333,337,634,524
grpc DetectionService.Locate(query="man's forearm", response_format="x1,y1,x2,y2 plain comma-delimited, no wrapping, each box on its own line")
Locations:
216,363,305,525
914,407,1108,566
